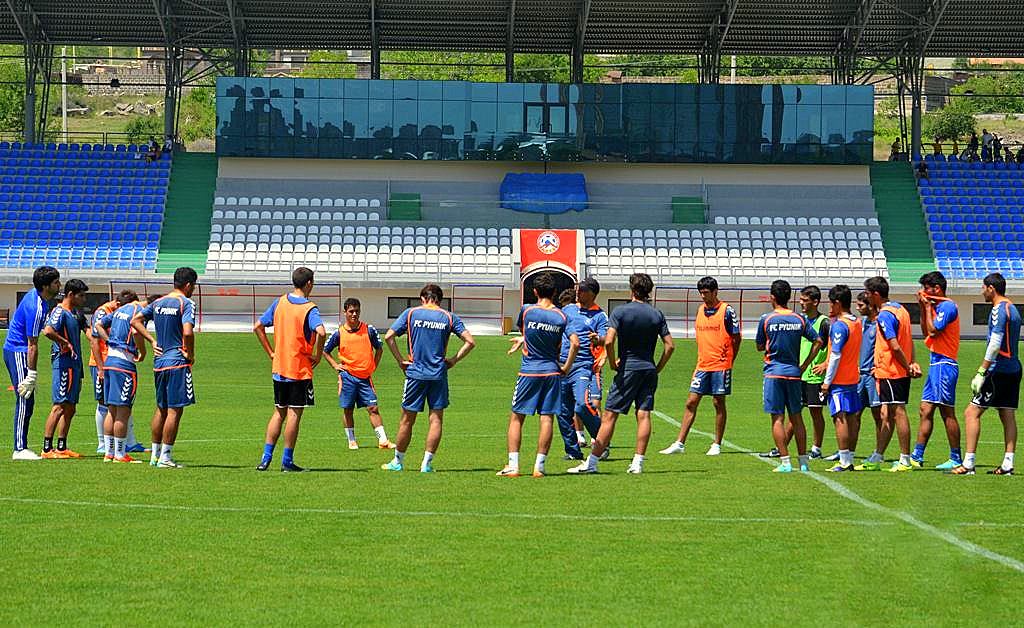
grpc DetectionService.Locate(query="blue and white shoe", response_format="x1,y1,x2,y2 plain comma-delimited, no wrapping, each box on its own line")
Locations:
799,463,810,472
935,458,960,470
96,445,106,454
126,443,146,453
381,459,403,472
420,463,434,473
773,462,793,473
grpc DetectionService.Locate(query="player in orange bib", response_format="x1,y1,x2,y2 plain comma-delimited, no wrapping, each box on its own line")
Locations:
660,276,740,457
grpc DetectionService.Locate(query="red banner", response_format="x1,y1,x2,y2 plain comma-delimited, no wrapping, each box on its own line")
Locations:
519,229,579,275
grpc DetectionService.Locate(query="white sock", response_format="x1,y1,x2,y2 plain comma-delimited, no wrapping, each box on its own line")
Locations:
839,449,852,466
507,451,520,470
395,450,406,465
104,434,115,457
780,455,791,466
151,443,162,463
161,443,174,461
125,415,138,448
674,440,685,448
345,427,355,442
899,453,912,467
811,445,822,455
1002,452,1015,471
868,451,883,463
421,451,434,470
586,453,599,469
114,437,126,459
798,454,809,468
95,407,107,446
374,426,388,442
631,453,644,467
575,430,586,443
963,452,976,468
534,453,546,473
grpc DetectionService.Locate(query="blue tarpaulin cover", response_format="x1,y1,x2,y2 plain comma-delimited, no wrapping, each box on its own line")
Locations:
499,173,588,214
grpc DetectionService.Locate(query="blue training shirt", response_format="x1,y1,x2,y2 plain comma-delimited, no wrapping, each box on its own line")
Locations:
45,304,84,372
3,288,46,353
389,304,466,381
560,303,610,369
608,301,670,372
259,294,324,382
755,308,819,378
141,292,196,369
517,304,568,375
859,317,877,374
99,302,146,356
988,298,1022,374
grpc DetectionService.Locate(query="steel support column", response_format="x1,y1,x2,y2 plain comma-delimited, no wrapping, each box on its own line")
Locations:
699,0,740,84
505,0,516,82
370,0,380,79
570,0,590,84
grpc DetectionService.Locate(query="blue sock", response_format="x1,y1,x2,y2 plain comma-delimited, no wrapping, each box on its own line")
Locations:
950,447,962,464
912,443,926,461
261,443,274,464
282,447,294,466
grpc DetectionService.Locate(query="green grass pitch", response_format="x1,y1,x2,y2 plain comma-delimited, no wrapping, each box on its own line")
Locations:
1,332,1022,624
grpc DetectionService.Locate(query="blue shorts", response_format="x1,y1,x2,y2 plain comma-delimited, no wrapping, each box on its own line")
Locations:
827,383,863,416
155,366,196,408
561,368,602,419
858,373,880,409
339,370,378,409
51,365,83,405
921,360,958,407
763,377,803,415
103,364,138,407
402,375,448,412
512,374,562,415
90,365,105,404
690,369,732,396
605,369,658,414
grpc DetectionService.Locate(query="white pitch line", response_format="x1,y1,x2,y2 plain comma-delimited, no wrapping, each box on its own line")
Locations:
652,410,1024,574
0,495,892,527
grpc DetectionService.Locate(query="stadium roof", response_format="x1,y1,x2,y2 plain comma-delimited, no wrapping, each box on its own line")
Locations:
2,0,1022,58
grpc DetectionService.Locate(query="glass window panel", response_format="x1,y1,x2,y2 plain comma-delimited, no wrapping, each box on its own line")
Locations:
568,102,580,136
821,104,846,144
319,80,342,99
649,85,673,103
546,83,567,104
245,77,269,99
653,142,676,162
343,138,368,159
627,141,651,162
651,107,672,142
344,79,368,99
549,105,568,135
722,104,738,144
319,137,343,158
443,81,469,101
470,101,496,134
369,100,394,138
243,136,269,156
394,100,418,138
674,84,697,105
270,78,293,99
293,79,318,99
796,85,820,105
497,82,523,102
343,98,368,138
394,80,417,100
581,84,598,103
418,100,443,139
294,138,318,158
846,105,874,144
675,141,697,162
596,103,622,134
442,100,467,137
624,101,650,139
246,98,270,137
699,84,722,104
675,104,698,142
269,98,293,138
821,85,845,105
497,102,522,133
699,103,721,144
736,85,761,104
777,103,797,144
523,83,544,101
624,84,651,103
525,104,544,135
270,135,294,156
318,99,343,138
846,85,873,106
471,82,498,102
218,77,245,98
567,84,580,103
796,105,822,143
294,98,319,139
778,85,800,104
417,80,442,101
217,136,243,156
217,94,244,137
369,79,392,100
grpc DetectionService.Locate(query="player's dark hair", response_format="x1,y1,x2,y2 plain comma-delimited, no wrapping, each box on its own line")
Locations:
697,276,718,292
420,283,443,304
343,297,361,310
532,272,557,300
64,279,88,296
863,276,889,298
983,272,1007,296
800,285,821,302
629,273,654,302
146,293,164,304
32,265,59,291
856,290,869,305
918,271,947,293
770,280,791,306
292,266,314,289
558,288,576,307
116,289,138,306
828,284,851,310
173,266,198,289
578,276,600,295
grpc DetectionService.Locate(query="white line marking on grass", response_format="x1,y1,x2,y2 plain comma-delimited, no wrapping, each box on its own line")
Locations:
0,496,892,527
956,522,1024,529
652,410,1024,574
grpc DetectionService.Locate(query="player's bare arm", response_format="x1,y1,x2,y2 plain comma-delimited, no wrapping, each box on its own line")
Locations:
309,324,327,369
605,327,619,370
656,333,674,373
446,329,476,369
560,333,580,375
43,323,73,356
253,320,275,360
383,328,409,370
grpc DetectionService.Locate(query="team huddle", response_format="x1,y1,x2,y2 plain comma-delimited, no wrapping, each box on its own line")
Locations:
3,265,1020,477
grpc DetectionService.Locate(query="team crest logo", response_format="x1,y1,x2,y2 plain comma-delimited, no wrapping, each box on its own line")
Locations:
537,231,560,255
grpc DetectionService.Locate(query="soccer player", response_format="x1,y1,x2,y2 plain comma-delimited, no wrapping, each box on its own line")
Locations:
568,273,674,475
556,278,608,459
382,284,476,473
96,294,160,463
755,279,823,473
254,267,327,472
498,272,578,477
851,291,883,462
39,279,89,459
814,285,862,472
322,297,394,450
660,275,740,456
4,265,61,460
138,267,198,468
912,271,963,470
953,273,1021,475
89,290,146,454
798,286,829,459
861,276,922,473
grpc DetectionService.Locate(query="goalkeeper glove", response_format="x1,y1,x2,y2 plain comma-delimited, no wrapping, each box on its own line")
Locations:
970,369,987,394
16,369,37,398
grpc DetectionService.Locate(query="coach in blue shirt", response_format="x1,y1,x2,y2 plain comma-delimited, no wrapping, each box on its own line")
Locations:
3,266,62,460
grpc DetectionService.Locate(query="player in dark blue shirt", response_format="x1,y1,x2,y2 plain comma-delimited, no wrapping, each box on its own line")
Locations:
955,273,1022,475
39,279,89,459
3,266,61,459
382,284,476,473
498,272,578,477
137,267,198,468
557,277,610,459
568,273,673,475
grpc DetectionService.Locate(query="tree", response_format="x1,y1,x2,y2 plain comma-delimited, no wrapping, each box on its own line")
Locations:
924,100,977,141
125,115,163,144
179,87,215,142
298,50,356,79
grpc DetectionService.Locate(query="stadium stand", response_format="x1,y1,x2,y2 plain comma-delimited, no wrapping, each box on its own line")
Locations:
0,142,169,271
156,153,218,274
870,162,935,282
921,156,1024,280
